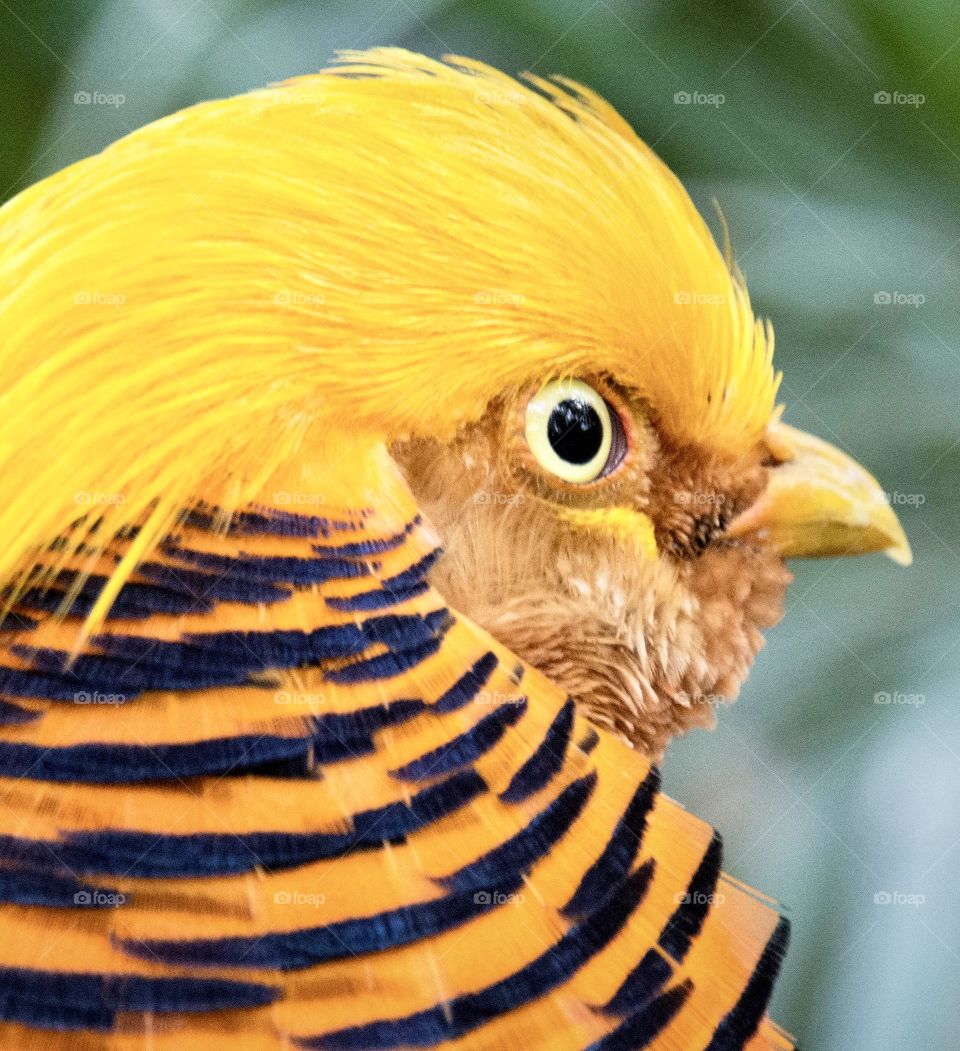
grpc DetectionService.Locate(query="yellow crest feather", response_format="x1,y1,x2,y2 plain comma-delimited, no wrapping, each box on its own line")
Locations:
0,47,779,625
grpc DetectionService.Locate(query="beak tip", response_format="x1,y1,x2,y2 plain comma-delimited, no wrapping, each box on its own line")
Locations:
875,504,912,567
885,537,913,567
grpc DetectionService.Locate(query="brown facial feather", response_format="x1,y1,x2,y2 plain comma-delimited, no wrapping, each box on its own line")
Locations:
393,386,790,760
646,433,768,558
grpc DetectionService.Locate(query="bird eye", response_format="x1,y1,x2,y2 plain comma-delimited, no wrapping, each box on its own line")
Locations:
524,380,624,483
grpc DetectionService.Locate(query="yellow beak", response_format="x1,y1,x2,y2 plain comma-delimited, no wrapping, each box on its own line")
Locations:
727,421,912,565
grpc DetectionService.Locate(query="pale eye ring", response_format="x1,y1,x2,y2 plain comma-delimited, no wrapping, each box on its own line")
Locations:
524,379,625,483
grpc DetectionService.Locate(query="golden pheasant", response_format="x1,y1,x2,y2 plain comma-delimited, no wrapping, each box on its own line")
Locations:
0,48,909,1050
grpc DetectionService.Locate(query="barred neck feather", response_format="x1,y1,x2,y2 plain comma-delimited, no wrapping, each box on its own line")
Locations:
0,492,791,1048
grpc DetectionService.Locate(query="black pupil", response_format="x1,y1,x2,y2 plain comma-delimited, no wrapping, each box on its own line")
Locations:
547,398,605,465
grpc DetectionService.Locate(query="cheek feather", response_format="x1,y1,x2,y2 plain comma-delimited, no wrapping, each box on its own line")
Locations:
558,507,659,562
394,411,788,759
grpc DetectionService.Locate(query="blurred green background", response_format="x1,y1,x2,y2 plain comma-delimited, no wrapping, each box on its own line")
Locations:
2,1,957,1047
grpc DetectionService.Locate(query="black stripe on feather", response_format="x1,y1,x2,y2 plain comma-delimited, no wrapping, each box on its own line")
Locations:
299,861,655,1050
324,550,442,612
499,698,575,803
600,949,673,1016
160,545,375,586
0,967,277,1031
658,831,722,962
181,505,361,539
587,982,691,1050
121,876,526,970
436,772,597,895
390,699,526,781
7,610,450,699
0,769,487,877
564,766,660,918
432,652,498,714
704,916,791,1051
